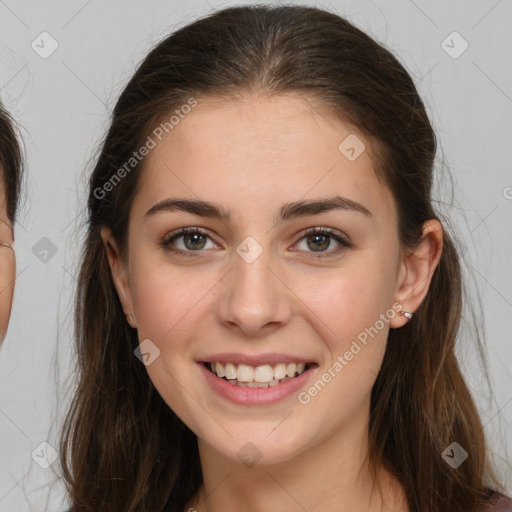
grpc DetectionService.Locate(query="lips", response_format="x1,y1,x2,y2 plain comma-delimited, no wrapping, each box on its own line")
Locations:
198,359,319,405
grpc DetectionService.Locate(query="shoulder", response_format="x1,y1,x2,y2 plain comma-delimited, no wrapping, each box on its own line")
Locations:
484,492,512,511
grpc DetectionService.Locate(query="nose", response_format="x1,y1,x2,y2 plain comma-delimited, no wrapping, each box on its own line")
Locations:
216,244,293,337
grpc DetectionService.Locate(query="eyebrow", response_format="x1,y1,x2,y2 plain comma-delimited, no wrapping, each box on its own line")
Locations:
144,195,372,223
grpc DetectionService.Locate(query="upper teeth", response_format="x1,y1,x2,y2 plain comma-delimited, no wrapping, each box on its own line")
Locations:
210,362,307,383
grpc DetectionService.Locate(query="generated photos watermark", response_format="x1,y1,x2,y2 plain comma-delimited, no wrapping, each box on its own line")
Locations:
93,97,198,200
297,302,403,405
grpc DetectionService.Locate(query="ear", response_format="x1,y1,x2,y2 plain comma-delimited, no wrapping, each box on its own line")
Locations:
100,227,137,328
389,219,444,328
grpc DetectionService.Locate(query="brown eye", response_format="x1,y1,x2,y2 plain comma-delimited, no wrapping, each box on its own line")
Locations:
306,233,331,251
293,228,351,258
162,227,217,256
182,232,207,250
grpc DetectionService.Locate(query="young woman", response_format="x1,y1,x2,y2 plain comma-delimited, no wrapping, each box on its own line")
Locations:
0,104,22,343
60,5,511,512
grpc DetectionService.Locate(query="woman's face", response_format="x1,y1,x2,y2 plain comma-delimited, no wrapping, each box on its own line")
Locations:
104,94,433,465
0,180,15,343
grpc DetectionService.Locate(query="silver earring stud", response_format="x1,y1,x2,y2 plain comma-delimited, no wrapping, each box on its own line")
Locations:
400,311,413,319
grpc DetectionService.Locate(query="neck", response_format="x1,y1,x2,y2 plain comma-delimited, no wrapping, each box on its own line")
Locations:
186,404,407,512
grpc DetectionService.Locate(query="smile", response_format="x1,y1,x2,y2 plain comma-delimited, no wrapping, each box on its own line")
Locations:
203,361,314,388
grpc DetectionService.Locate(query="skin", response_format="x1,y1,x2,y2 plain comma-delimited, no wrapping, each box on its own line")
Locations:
0,178,15,343
102,94,443,512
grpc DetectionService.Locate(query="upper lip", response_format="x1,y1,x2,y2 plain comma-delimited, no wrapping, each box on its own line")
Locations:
198,352,317,366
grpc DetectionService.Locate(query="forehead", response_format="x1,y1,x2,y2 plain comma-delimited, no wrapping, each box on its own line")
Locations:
133,94,396,224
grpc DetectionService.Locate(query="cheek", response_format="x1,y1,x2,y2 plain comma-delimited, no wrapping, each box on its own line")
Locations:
298,262,395,407
305,262,395,344
292,270,393,431
128,261,206,421
130,260,204,343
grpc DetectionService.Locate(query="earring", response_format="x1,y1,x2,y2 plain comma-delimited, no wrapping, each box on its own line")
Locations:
400,311,413,319
128,314,135,325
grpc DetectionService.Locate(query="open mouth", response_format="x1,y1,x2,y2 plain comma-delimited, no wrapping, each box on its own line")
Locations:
202,361,317,388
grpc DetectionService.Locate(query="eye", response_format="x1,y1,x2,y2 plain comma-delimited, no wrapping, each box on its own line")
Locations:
292,227,351,259
161,226,351,259
161,227,218,257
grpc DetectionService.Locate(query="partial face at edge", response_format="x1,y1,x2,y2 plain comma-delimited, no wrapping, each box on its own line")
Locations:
0,177,15,343
102,93,442,466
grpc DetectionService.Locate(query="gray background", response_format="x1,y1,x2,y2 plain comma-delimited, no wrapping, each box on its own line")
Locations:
0,0,511,510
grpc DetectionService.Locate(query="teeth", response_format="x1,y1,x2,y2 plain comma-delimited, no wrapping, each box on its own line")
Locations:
286,363,296,377
254,365,274,382
237,364,254,382
208,361,309,383
227,376,295,388
273,363,287,380
224,362,236,380
215,362,225,378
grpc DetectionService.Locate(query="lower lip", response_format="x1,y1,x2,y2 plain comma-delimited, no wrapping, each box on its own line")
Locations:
198,362,318,405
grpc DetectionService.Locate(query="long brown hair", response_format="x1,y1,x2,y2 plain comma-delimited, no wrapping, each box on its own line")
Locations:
0,103,23,222
60,5,508,511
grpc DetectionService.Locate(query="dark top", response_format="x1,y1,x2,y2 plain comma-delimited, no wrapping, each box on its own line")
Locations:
486,492,512,511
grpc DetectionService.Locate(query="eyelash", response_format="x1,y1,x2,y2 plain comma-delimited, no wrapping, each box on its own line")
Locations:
161,226,352,259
